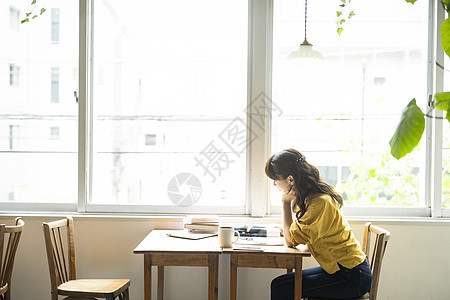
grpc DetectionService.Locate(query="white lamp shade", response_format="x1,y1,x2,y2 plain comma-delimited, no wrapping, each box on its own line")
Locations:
288,41,323,60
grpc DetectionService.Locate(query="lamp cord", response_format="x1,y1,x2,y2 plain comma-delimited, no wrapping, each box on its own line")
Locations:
304,0,308,41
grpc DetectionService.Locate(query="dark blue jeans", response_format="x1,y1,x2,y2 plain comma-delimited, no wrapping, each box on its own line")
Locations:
271,260,372,299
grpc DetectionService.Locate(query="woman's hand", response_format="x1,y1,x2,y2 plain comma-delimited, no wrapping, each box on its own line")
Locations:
274,224,284,237
281,185,296,204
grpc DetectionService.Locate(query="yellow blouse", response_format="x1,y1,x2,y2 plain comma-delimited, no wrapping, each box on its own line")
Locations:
290,193,366,274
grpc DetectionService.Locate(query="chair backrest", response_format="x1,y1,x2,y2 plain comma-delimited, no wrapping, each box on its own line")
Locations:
0,217,25,296
361,222,390,300
43,217,76,297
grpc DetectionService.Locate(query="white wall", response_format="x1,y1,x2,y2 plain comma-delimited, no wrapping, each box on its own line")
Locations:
1,215,450,300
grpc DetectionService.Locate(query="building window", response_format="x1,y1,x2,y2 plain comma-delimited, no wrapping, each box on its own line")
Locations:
50,127,60,139
51,8,60,44
145,134,157,146
9,7,20,31
9,125,19,150
51,67,59,103
9,64,20,87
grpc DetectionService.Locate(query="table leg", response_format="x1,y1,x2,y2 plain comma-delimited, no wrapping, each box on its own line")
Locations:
144,254,152,300
208,254,219,300
294,256,303,300
157,266,164,300
230,254,237,300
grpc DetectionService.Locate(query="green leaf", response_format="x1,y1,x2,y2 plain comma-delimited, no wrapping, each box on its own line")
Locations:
340,4,345,7
26,12,31,17
337,11,342,17
31,0,36,4
32,15,38,19
405,0,417,3
444,0,450,12
389,99,425,159
21,18,29,24
435,92,450,123
339,19,346,25
348,11,355,18
40,8,46,15
441,18,450,58
435,92,450,111
337,27,344,35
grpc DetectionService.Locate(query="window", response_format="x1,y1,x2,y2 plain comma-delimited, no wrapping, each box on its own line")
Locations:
271,0,428,211
145,134,157,146
9,64,20,86
89,0,248,212
0,0,447,217
9,7,20,31
9,125,19,150
51,67,59,103
50,126,60,139
51,8,60,44
0,2,78,206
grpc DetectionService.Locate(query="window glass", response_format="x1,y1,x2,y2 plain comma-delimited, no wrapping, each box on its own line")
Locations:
0,1,78,203
91,0,248,209
443,54,450,208
443,125,449,208
272,0,428,207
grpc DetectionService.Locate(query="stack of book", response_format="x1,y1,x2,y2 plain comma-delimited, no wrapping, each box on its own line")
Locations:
184,215,219,233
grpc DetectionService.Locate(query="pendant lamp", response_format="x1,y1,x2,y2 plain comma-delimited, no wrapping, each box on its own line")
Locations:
288,0,323,60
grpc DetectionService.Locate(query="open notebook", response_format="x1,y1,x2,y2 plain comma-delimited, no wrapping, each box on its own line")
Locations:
167,231,217,240
235,236,284,246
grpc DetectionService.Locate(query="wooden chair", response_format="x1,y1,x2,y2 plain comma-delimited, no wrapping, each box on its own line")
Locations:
0,217,25,300
43,217,130,300
308,222,390,300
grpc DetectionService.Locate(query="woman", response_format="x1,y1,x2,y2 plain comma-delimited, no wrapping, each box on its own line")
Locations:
265,148,371,299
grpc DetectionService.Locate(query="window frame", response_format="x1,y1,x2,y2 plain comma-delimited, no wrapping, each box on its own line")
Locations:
267,0,444,218
78,0,253,215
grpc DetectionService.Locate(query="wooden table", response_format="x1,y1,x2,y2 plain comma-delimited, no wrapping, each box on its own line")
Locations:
223,244,310,300
133,230,221,300
134,230,310,300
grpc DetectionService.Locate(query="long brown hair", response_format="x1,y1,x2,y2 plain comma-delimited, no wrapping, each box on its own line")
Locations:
265,148,343,220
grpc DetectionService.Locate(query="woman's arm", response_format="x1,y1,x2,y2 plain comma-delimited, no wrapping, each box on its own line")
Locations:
281,186,296,247
282,201,294,247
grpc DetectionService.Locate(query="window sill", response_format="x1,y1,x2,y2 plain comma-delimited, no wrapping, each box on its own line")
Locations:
1,212,450,226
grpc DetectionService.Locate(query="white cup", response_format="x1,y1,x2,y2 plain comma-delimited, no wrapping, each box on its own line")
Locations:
218,226,240,248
